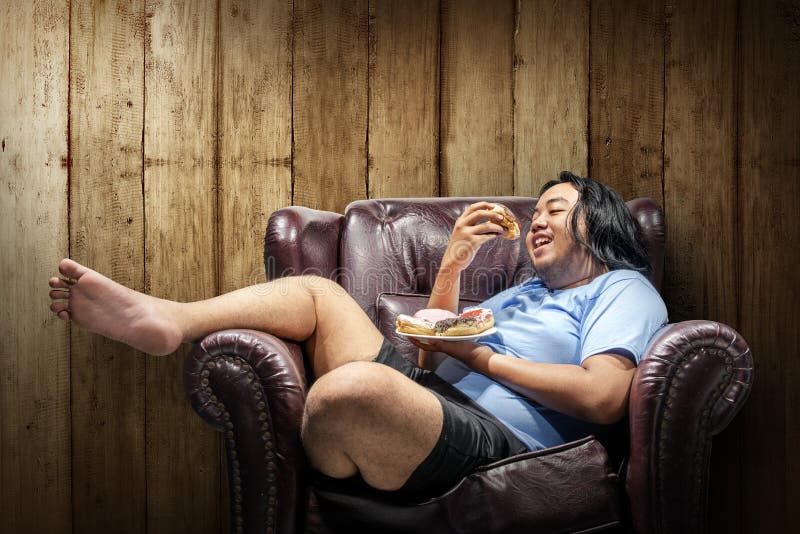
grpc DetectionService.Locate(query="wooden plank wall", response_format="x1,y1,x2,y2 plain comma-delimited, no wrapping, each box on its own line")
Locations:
663,1,740,530
1,1,798,533
739,1,799,531
0,1,71,533
143,1,219,532
68,2,147,533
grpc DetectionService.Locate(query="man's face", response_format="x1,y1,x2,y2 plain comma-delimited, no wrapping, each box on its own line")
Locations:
526,182,603,289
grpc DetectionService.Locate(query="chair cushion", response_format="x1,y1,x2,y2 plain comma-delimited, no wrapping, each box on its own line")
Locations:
310,436,621,534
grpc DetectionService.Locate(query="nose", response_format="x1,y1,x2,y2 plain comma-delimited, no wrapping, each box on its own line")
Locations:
530,212,546,231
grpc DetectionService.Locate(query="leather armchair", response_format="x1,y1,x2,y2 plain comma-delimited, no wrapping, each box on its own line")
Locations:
184,197,753,534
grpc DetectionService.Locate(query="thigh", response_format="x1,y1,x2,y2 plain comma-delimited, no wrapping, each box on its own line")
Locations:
371,341,528,498
298,276,385,376
373,339,526,460
304,360,445,491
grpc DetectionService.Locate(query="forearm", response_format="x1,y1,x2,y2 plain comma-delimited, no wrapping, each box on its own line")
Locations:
418,203,506,371
419,260,463,370
452,344,631,424
426,259,462,313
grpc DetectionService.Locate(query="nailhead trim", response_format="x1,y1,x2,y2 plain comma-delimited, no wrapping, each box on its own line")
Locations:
655,346,737,528
196,352,279,534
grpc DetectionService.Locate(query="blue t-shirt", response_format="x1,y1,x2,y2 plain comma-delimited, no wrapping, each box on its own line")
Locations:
434,269,668,451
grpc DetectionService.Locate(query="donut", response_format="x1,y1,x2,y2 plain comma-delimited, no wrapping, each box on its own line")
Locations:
434,308,494,336
396,314,435,336
413,308,457,322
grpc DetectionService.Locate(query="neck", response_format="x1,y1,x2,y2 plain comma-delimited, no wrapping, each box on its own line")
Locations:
548,263,609,291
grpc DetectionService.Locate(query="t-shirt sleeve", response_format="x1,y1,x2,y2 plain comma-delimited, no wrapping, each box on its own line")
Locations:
579,277,668,364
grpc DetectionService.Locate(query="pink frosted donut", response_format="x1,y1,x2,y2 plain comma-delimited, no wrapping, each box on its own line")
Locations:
413,308,458,322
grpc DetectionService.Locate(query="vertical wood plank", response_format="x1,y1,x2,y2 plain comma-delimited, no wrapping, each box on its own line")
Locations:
218,0,293,294
440,0,514,197
69,1,147,532
514,0,589,196
661,2,740,531
293,0,369,213
739,0,800,531
368,0,440,199
0,1,71,532
589,0,664,201
143,1,220,532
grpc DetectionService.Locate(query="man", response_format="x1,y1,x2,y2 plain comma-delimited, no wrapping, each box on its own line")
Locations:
48,172,667,500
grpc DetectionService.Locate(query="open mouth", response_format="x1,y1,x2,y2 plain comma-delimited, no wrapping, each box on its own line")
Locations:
533,237,552,250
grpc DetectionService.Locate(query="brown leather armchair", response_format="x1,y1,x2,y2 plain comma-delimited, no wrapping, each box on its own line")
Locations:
183,196,753,534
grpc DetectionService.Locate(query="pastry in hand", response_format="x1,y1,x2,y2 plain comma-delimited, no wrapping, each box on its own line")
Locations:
490,203,521,240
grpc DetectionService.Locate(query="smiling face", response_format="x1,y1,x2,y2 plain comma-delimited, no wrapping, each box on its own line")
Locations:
526,182,607,290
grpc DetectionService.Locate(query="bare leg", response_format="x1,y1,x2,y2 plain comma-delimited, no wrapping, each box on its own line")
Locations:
48,258,442,489
48,258,383,374
301,361,443,491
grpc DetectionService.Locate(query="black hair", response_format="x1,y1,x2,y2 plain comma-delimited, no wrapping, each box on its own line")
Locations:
539,171,651,275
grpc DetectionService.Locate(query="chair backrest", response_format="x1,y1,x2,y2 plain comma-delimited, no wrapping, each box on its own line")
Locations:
334,196,664,360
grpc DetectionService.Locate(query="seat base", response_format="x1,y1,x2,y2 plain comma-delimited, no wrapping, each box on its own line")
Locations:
306,437,622,534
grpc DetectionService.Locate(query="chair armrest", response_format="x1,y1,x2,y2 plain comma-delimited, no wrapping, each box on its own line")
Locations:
626,320,753,534
265,206,343,281
184,329,309,534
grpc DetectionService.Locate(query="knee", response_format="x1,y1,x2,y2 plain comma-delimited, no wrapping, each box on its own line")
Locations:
305,362,386,416
292,274,347,299
302,362,388,437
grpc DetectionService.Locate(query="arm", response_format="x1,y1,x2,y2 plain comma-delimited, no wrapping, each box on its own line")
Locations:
419,202,507,370
412,338,634,424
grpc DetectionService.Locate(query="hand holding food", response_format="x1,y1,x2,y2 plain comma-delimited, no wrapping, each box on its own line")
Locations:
442,202,521,271
489,203,521,240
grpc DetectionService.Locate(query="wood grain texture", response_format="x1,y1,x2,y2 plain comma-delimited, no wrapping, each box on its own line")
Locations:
739,1,800,531
1,3,799,531
368,0,440,198
661,2,740,531
69,1,147,532
440,0,514,197
293,0,368,213
217,1,293,525
589,0,664,201
514,0,589,196
0,1,71,532
218,0,292,293
143,1,220,532
663,0,737,325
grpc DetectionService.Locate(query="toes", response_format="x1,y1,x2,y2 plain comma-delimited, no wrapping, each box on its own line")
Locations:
50,301,69,314
57,310,71,321
58,258,89,280
49,289,70,300
49,276,74,289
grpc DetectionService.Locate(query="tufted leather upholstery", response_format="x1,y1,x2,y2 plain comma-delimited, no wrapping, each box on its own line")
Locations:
184,196,753,534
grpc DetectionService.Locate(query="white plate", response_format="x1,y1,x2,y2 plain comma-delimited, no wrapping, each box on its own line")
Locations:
395,327,497,342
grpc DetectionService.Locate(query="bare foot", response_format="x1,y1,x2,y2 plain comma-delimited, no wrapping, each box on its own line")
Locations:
49,258,185,356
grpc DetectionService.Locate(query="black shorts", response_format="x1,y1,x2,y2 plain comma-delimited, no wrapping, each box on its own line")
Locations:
373,339,527,499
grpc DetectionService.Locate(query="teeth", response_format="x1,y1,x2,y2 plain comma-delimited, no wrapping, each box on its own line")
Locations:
535,237,551,248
